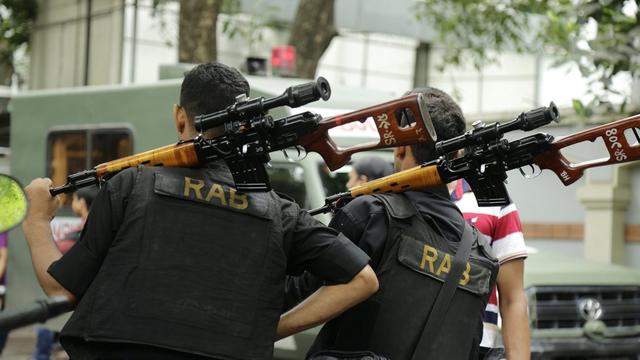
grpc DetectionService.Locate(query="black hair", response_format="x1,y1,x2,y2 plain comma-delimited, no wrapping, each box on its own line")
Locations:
75,186,99,209
179,63,250,121
402,87,466,164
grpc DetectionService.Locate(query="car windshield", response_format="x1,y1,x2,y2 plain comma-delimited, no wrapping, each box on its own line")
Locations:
268,163,307,206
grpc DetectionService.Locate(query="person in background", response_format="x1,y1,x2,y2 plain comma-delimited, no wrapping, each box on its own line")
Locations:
33,186,99,360
56,187,99,253
449,179,530,359
346,156,394,189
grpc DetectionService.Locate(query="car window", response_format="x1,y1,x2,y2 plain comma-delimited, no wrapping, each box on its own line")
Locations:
268,163,307,207
47,128,133,206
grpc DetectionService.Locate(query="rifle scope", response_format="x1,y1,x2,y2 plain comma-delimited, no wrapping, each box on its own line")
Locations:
435,102,558,156
194,77,331,133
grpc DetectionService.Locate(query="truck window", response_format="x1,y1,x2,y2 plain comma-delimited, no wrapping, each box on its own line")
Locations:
268,163,307,207
319,164,349,195
47,128,133,205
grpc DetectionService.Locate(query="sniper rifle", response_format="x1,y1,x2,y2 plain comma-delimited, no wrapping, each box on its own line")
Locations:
310,104,640,214
50,78,435,195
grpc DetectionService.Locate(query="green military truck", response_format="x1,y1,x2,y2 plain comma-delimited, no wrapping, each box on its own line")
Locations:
7,76,640,359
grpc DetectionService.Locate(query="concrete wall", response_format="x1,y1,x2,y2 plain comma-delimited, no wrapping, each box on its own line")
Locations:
29,0,124,89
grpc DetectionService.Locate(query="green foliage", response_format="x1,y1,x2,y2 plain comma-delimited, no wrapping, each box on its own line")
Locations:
414,0,640,114
220,0,287,54
0,175,27,232
151,0,285,54
0,0,38,81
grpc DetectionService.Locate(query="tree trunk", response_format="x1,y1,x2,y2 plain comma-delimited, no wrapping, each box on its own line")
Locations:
288,0,337,78
0,41,14,86
0,62,12,86
178,0,223,63
631,76,640,114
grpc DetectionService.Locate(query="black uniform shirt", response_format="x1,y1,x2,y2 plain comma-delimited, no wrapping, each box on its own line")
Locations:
331,186,465,268
49,167,370,299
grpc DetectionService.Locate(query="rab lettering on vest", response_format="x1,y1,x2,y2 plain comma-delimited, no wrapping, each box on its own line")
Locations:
183,177,249,210
420,244,471,285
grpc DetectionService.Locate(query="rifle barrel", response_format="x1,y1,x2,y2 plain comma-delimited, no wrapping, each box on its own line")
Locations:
0,296,74,333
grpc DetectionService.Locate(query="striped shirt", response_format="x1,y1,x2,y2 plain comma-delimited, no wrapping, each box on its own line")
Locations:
450,179,527,348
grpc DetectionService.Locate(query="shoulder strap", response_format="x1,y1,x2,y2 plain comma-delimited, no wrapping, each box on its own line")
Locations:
372,193,418,220
370,193,415,269
410,223,476,360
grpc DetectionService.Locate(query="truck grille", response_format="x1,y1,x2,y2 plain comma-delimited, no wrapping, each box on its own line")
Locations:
528,285,640,329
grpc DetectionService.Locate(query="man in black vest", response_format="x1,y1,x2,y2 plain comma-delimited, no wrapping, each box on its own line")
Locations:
285,87,498,359
22,63,379,359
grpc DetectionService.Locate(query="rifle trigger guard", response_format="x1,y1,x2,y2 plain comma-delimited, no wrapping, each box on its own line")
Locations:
519,164,541,179
283,146,307,162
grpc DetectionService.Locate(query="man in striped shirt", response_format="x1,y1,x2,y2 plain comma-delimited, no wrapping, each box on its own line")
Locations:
449,179,530,359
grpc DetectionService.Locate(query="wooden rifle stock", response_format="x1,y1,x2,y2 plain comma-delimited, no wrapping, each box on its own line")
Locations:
308,162,443,215
348,163,443,197
299,94,436,170
94,140,200,177
50,140,201,195
534,114,640,185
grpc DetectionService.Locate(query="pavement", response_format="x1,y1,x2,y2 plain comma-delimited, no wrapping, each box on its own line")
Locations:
2,325,39,360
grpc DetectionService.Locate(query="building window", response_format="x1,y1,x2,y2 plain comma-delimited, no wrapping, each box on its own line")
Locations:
47,128,133,204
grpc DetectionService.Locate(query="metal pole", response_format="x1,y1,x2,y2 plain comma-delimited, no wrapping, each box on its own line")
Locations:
83,0,93,86
129,0,139,83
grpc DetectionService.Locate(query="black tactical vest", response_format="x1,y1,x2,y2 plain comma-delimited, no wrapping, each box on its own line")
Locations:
310,193,498,360
61,164,290,359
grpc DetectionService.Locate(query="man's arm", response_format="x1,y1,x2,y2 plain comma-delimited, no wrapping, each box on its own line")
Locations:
284,271,323,311
497,259,530,360
0,247,7,281
22,178,76,302
277,265,378,339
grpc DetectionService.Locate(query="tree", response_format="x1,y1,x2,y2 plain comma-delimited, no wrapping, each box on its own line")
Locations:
178,0,224,63
0,0,38,86
414,0,640,114
155,0,286,64
153,0,223,63
288,0,337,78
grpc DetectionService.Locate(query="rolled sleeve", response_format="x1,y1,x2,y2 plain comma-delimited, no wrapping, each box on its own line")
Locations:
48,241,101,298
284,202,370,284
305,232,370,284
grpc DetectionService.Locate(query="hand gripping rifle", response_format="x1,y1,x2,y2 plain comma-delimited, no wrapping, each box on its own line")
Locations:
50,78,436,195
310,104,640,215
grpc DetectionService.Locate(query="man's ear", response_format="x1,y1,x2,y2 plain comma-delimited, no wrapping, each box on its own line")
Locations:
360,175,369,183
394,145,407,162
173,104,185,135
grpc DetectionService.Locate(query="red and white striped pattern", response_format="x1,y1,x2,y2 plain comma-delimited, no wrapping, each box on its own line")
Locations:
451,179,527,348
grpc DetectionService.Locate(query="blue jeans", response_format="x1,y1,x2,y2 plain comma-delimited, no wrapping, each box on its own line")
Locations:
33,327,57,360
